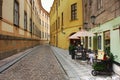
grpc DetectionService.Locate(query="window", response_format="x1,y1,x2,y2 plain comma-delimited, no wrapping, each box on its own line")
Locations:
39,30,41,38
42,12,44,16
24,12,27,30
14,0,19,26
35,7,37,15
39,19,41,25
32,23,34,34
58,0,60,6
97,0,103,10
30,18,32,33
89,37,91,47
45,23,46,27
56,2,58,10
30,0,32,5
61,12,63,26
56,20,57,30
104,31,110,54
42,21,44,26
98,36,101,49
71,3,77,20
58,17,60,29
89,0,92,6
39,10,41,14
42,32,44,38
33,0,34,10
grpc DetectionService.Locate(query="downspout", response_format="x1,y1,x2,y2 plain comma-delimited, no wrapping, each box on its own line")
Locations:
56,2,58,47
119,27,120,41
31,0,33,47
0,0,3,31
0,0,3,19
82,0,84,29
82,0,85,48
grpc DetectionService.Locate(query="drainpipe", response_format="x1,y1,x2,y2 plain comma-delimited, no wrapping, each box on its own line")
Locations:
31,0,33,47
82,0,84,29
56,2,58,47
0,0,3,19
119,27,120,41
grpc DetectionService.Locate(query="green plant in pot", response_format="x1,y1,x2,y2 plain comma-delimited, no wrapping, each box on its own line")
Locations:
69,44,75,55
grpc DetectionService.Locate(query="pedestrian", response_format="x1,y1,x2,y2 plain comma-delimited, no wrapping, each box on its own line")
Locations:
89,50,95,65
71,48,76,59
69,44,74,55
76,44,82,52
86,49,91,64
75,44,82,59
87,49,95,65
69,43,76,59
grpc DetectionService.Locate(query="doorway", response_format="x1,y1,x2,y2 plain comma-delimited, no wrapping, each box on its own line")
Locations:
104,31,110,54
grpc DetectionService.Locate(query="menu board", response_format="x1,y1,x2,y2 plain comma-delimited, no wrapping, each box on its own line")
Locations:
97,51,105,60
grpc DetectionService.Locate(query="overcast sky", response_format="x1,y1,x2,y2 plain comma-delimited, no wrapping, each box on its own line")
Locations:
41,0,54,12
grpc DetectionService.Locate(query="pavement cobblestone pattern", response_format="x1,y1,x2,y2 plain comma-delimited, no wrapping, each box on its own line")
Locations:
0,45,68,80
0,45,120,80
51,46,120,80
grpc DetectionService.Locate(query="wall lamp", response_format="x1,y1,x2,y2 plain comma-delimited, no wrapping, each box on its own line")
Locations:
90,15,96,25
61,27,65,34
91,15,100,26
91,15,101,36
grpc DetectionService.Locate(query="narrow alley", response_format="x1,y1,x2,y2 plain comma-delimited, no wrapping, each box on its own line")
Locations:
0,0,120,80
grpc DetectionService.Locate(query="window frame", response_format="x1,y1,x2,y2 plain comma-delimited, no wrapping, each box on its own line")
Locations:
30,18,32,33
24,11,27,30
14,0,19,27
98,35,102,49
89,37,92,47
97,0,103,10
61,12,63,26
71,3,77,20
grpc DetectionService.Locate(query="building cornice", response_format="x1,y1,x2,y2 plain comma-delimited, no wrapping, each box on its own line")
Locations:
38,0,49,15
50,0,56,14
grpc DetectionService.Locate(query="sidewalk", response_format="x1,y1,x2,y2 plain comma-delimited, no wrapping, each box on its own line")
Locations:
0,46,40,73
51,46,120,80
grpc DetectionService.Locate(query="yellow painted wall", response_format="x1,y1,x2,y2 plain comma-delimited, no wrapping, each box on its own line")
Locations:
50,0,83,49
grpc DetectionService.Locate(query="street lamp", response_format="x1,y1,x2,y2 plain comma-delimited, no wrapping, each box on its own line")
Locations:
91,15,101,51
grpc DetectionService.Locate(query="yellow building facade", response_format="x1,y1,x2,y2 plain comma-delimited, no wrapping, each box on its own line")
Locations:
0,0,50,59
50,0,83,49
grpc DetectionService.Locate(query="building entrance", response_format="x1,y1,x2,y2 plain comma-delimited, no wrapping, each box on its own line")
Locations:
104,31,110,54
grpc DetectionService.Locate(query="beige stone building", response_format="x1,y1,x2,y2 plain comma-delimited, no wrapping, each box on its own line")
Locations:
0,0,50,59
39,0,50,43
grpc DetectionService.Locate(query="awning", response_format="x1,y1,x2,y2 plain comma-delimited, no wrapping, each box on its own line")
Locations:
69,34,79,39
73,29,95,37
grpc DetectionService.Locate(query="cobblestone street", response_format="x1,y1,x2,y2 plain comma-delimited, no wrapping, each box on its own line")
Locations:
0,45,68,80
